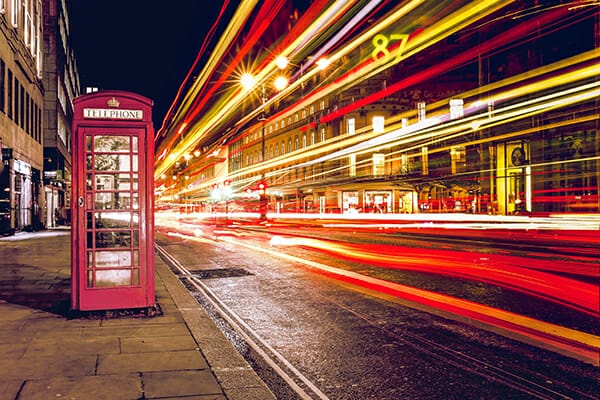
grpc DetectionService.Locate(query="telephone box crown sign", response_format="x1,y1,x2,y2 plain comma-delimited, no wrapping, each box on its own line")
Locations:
107,97,120,107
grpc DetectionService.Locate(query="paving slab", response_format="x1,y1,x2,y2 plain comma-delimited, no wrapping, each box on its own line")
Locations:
98,349,209,374
142,370,222,398
17,375,143,400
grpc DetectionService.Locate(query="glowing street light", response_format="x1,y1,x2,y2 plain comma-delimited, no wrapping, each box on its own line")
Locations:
274,76,288,91
316,57,331,71
275,55,289,70
240,72,257,91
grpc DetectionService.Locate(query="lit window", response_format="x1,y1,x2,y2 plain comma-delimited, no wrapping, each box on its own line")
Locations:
347,118,355,135
320,100,325,110
320,127,325,142
311,131,315,145
295,114,299,122
302,109,306,119
302,134,306,148
372,116,384,134
294,136,299,150
11,0,19,27
309,105,314,114
450,99,464,119
281,119,284,128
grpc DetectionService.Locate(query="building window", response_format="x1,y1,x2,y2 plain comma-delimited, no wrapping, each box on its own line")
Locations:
10,0,18,27
320,100,325,110
417,101,426,121
288,138,292,152
0,59,4,113
7,69,12,119
19,84,24,129
295,113,299,122
302,109,306,119
281,142,285,155
320,127,325,142
373,116,384,134
302,133,306,148
311,131,315,145
294,136,299,150
450,99,464,119
347,117,355,135
309,105,314,114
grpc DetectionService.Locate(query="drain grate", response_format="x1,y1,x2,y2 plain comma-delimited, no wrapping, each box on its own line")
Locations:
190,268,253,279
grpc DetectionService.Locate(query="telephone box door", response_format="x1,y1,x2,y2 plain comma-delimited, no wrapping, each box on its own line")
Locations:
71,91,155,311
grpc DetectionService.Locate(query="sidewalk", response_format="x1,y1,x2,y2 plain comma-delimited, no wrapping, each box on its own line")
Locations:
0,230,275,400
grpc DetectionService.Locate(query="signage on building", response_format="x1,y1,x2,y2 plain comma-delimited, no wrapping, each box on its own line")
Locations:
83,108,144,120
14,159,31,175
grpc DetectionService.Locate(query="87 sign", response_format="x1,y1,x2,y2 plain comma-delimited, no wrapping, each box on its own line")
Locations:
372,33,410,63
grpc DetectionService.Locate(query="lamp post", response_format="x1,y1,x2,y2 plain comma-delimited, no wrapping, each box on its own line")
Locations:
240,58,290,221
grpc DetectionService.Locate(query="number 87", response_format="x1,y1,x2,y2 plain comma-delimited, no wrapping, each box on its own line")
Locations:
372,33,409,63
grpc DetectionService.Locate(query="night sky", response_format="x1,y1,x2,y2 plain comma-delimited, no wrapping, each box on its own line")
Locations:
67,1,225,131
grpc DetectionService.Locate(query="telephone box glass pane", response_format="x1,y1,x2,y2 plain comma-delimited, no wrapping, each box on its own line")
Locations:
97,212,131,229
95,231,132,248
133,269,139,285
94,136,130,152
86,136,92,151
96,269,131,287
95,174,118,190
95,250,132,267
94,155,130,172
132,137,138,152
132,155,138,172
86,174,93,190
86,155,93,170
94,192,132,210
132,174,138,190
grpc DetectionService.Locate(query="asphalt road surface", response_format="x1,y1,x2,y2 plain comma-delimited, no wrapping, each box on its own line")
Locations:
156,226,599,400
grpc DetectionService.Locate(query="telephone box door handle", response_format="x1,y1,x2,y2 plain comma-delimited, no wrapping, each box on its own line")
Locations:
78,196,84,207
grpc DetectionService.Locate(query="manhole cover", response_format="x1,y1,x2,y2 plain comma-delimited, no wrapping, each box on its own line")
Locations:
191,268,253,279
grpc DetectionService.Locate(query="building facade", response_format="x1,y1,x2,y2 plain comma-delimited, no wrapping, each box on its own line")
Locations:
223,3,600,216
0,0,44,233
42,0,80,227
155,2,598,218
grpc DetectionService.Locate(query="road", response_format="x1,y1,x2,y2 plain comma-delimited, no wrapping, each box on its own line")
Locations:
155,214,599,400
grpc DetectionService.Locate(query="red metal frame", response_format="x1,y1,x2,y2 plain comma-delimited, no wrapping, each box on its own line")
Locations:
71,91,155,311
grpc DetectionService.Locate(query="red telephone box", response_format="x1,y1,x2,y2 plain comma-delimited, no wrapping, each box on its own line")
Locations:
71,90,155,311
